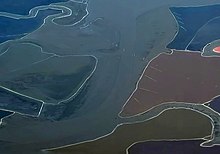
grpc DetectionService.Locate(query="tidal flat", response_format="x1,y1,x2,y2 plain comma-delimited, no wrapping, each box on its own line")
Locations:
0,54,96,104
1,0,220,153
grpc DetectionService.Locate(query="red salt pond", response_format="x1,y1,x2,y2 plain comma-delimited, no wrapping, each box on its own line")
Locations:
213,46,220,53
120,51,220,117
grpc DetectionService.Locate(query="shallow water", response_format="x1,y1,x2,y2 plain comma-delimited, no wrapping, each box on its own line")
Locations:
167,4,220,50
187,17,220,51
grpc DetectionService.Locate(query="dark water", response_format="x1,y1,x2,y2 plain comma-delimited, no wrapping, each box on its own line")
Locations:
0,9,61,43
40,64,95,121
0,109,13,119
206,96,220,114
43,65,94,100
0,87,43,116
187,17,220,51
128,140,220,154
40,81,89,120
167,4,220,51
0,0,68,15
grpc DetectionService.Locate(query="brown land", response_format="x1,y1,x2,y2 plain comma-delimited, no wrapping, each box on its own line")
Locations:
49,109,212,154
121,51,220,117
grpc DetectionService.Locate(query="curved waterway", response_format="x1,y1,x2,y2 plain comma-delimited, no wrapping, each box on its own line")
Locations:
0,9,62,44
0,0,68,15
